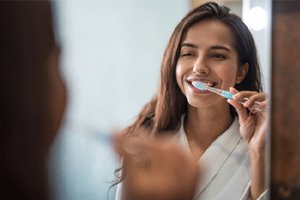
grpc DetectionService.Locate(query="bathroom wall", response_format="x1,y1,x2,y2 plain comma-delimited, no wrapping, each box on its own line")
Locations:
50,1,190,200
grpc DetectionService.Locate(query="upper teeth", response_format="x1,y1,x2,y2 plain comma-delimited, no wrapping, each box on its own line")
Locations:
191,81,214,87
204,82,213,87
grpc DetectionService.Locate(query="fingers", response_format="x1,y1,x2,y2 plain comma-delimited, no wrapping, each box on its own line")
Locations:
229,86,239,94
113,131,153,173
114,131,201,200
228,87,249,120
229,87,268,115
233,89,267,108
113,131,179,174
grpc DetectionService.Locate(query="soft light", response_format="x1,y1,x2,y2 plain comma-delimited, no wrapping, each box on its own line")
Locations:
244,6,267,31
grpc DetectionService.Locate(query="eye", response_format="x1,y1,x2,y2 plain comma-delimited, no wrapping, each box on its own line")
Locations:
181,52,193,57
210,53,227,60
180,51,195,57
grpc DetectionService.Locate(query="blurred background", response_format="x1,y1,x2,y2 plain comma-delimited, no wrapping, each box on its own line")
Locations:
49,0,271,200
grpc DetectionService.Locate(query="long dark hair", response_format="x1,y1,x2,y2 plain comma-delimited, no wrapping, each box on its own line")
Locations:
124,1,262,136
0,2,56,199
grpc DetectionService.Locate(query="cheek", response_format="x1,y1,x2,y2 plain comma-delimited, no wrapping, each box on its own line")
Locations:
52,74,67,134
175,63,185,90
46,47,67,148
213,66,237,89
175,65,181,85
49,63,67,138
223,70,239,86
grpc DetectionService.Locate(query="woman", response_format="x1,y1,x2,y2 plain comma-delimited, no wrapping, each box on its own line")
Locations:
115,2,268,200
0,2,67,199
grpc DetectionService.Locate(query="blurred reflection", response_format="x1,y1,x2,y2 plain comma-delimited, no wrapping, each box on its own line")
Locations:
49,1,271,200
1,2,64,199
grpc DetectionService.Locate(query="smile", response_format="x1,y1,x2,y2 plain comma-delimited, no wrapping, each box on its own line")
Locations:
186,79,218,91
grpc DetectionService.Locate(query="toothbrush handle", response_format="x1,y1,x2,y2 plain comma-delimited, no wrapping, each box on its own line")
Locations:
207,87,258,105
221,91,259,106
221,90,234,99
205,87,223,96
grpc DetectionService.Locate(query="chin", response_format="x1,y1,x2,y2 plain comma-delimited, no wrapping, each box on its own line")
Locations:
186,97,206,108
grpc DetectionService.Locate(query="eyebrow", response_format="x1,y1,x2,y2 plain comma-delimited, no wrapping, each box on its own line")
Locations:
181,43,198,49
210,45,231,52
181,43,231,53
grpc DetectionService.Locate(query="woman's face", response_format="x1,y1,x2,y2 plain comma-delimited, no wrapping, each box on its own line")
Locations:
48,46,67,140
176,19,247,108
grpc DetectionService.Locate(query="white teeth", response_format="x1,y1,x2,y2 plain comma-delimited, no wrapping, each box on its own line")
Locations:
204,82,213,87
191,81,198,86
191,80,215,88
192,81,213,87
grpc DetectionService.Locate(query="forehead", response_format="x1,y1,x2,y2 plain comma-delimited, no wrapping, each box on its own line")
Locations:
182,19,235,49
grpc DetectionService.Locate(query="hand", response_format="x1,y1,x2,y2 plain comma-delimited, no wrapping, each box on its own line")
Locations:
227,87,268,199
114,130,200,200
227,87,268,154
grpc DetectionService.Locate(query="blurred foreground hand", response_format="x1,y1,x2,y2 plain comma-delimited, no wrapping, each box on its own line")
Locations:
114,131,200,200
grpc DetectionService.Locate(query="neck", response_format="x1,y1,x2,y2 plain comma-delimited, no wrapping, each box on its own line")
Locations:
184,103,234,159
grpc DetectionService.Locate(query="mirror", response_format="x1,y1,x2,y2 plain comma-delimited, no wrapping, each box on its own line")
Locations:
50,1,272,199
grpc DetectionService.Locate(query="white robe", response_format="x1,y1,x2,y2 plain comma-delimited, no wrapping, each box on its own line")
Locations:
115,117,267,200
177,117,251,200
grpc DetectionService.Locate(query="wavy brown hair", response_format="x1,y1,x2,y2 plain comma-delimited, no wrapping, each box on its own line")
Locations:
113,1,263,187
124,1,262,137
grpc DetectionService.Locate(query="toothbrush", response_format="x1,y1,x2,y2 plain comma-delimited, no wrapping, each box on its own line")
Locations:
192,81,262,113
192,81,260,104
192,81,234,99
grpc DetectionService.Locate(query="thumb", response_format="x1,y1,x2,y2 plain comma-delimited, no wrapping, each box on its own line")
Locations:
227,88,248,121
229,87,239,94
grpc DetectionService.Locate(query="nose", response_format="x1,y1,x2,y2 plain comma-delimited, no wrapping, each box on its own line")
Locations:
192,56,209,75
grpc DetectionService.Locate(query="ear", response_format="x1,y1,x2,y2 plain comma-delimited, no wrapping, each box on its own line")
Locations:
235,63,248,84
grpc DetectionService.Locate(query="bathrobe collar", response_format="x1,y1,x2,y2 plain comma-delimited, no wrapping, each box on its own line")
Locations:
177,117,241,197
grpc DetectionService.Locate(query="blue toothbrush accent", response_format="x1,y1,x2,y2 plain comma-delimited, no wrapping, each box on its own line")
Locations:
192,81,234,99
221,90,234,99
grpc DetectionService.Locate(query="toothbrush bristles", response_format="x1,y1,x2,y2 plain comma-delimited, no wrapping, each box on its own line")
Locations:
192,81,206,91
